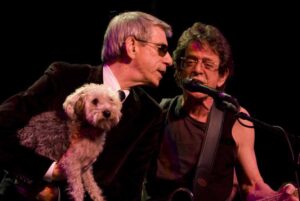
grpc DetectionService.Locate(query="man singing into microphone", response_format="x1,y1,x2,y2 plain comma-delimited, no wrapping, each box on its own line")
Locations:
143,22,298,201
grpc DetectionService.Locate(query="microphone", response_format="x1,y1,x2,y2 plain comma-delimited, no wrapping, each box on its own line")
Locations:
182,78,239,112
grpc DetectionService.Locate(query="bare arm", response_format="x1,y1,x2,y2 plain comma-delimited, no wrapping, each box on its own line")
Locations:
232,107,298,201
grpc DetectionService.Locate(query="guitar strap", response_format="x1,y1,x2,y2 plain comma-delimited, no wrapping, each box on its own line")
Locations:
193,102,225,200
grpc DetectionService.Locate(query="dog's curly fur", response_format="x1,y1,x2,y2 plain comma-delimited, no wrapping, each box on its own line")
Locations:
17,83,123,201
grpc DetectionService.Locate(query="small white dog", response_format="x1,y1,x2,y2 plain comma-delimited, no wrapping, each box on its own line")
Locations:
17,83,123,201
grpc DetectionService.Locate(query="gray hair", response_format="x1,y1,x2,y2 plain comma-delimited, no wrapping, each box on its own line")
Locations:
101,11,172,63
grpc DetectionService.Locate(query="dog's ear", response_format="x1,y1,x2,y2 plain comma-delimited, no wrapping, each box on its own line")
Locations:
73,97,86,121
63,90,85,119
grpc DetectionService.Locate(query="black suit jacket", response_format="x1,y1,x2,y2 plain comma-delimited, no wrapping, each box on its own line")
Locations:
0,62,163,201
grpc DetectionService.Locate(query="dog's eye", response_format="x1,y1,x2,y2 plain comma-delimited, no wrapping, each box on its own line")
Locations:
92,98,99,105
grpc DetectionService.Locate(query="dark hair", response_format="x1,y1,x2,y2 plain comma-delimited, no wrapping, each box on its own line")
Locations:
173,22,233,88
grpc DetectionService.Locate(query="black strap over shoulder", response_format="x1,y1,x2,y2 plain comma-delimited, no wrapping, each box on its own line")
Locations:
160,97,225,201
193,102,225,200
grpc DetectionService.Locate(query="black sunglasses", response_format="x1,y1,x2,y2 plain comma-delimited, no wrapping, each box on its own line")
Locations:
134,37,168,57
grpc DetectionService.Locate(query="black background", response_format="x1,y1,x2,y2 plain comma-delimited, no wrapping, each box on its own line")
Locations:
1,1,299,190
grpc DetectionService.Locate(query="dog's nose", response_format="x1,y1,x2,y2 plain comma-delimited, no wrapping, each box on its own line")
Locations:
103,110,111,118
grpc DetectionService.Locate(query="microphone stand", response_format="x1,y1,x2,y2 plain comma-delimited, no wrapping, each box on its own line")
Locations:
231,105,300,199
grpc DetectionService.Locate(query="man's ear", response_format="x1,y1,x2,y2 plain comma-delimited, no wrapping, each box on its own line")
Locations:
124,36,136,59
217,69,229,88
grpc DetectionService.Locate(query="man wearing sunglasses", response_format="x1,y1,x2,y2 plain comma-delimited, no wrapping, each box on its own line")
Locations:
134,37,169,57
0,11,173,201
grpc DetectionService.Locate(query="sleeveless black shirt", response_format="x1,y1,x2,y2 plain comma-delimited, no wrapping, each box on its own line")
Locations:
146,95,237,201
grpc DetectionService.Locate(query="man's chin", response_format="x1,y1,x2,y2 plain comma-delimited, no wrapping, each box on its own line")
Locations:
150,79,160,87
